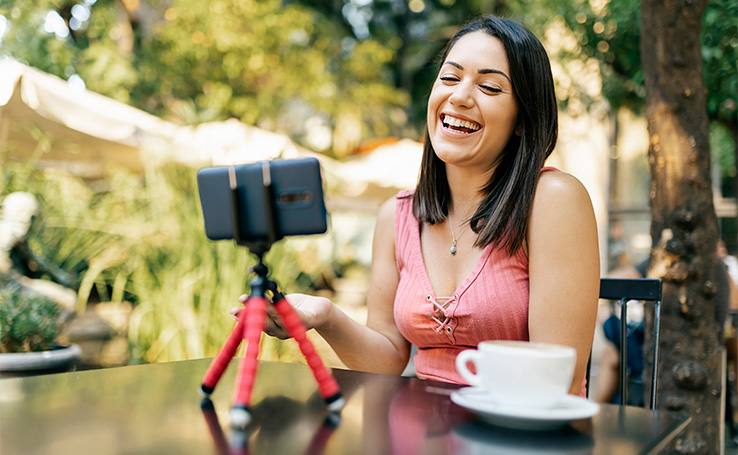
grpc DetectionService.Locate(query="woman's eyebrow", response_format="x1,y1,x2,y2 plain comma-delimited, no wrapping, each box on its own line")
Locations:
444,60,464,71
479,68,511,83
443,60,511,83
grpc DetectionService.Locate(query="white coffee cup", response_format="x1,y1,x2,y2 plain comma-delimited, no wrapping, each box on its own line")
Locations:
455,340,576,409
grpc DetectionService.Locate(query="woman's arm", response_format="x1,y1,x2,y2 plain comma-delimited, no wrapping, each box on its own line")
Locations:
312,196,409,373
251,196,410,375
527,171,600,395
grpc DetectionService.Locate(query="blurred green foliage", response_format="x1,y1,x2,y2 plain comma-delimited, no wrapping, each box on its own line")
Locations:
558,0,736,124
0,0,409,156
1,0,732,152
557,0,736,168
548,0,736,207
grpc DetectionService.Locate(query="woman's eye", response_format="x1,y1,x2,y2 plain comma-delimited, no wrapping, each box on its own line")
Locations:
480,85,502,93
440,76,459,83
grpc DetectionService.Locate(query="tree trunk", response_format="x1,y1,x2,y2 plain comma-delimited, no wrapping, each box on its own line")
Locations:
640,1,722,453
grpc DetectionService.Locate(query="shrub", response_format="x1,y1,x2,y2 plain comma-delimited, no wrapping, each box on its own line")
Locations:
0,287,61,353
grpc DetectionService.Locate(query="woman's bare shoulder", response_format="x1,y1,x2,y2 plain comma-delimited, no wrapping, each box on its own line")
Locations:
535,170,592,207
377,195,398,223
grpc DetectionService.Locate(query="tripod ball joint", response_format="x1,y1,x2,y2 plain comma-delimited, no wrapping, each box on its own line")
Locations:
325,393,346,412
230,405,253,428
324,411,341,428
199,384,215,398
251,262,268,276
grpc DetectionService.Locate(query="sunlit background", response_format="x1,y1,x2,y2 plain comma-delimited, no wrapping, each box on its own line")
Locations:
0,0,735,371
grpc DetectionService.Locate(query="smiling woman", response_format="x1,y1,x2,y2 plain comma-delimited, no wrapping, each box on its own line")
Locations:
246,15,599,398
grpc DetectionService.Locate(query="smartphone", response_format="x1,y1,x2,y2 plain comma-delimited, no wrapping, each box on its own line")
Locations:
197,157,328,243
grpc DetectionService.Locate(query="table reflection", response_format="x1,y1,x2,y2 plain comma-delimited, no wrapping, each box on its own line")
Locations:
200,397,340,455
0,359,690,455
451,421,594,455
385,381,471,454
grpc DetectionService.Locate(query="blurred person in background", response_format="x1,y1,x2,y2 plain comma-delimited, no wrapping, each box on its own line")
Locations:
595,246,738,408
719,239,738,286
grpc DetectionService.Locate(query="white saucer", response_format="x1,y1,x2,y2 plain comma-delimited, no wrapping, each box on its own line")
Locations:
450,387,600,431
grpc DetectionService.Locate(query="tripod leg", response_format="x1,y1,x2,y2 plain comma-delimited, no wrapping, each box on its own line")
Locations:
231,295,268,427
304,413,341,455
200,307,249,396
200,399,231,455
273,297,345,412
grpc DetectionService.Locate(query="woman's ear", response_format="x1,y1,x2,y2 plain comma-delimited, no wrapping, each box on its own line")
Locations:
515,123,523,136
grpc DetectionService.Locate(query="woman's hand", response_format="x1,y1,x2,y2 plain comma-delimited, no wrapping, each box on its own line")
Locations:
229,293,334,340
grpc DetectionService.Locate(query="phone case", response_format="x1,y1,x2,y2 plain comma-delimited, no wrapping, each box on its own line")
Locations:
197,158,328,242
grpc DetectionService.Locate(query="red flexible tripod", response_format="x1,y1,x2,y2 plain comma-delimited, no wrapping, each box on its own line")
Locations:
198,162,344,428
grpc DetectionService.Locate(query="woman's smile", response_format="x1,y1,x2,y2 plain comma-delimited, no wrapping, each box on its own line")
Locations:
440,113,482,135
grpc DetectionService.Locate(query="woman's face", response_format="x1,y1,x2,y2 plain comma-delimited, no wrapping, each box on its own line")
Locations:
426,31,519,172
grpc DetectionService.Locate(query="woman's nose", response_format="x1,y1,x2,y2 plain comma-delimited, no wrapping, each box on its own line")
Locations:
449,82,474,108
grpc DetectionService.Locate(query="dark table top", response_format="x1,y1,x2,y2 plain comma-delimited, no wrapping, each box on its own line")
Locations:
0,358,690,455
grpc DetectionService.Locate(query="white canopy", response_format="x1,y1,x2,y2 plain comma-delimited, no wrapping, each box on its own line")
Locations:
0,59,333,177
0,58,161,177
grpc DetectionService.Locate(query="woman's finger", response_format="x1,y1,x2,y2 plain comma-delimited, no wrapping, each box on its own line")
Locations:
230,306,243,321
266,305,283,326
264,315,289,339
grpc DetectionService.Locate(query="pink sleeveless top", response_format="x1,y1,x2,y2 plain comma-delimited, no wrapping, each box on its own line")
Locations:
393,190,529,384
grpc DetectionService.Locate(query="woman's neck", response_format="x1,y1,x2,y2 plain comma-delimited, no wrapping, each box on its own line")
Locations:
445,166,489,218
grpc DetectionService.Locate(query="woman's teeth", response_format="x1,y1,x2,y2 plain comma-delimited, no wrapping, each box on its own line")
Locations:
442,115,480,133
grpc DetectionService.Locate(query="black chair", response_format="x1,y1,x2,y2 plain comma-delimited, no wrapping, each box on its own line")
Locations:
590,278,662,409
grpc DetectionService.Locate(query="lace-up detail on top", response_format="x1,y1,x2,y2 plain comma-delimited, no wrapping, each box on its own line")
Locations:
427,294,458,333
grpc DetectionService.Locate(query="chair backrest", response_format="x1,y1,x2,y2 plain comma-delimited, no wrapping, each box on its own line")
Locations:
595,278,662,409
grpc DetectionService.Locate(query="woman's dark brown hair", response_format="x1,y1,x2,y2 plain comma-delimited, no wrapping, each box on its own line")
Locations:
412,15,558,255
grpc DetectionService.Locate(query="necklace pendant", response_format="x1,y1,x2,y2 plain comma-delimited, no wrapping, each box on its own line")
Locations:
450,240,457,256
